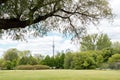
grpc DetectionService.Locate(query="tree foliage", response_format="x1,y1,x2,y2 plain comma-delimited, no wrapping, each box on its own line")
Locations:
0,0,112,40
97,34,111,50
2,60,13,70
1,47,120,70
54,53,65,68
3,48,19,61
108,54,120,63
19,54,38,65
42,55,52,66
101,48,114,62
3,48,19,69
0,59,4,67
80,34,111,51
64,52,74,69
19,56,29,65
42,53,65,68
108,54,120,69
19,50,31,58
72,51,97,69
111,41,120,53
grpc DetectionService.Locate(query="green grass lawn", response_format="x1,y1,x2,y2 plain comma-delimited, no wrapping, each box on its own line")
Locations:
0,70,120,80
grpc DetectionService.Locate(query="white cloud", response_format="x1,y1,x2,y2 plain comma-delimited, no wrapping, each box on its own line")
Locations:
0,39,18,45
110,0,120,16
20,36,79,56
0,48,6,57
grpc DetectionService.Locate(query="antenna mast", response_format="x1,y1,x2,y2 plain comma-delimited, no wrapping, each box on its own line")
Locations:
52,38,55,58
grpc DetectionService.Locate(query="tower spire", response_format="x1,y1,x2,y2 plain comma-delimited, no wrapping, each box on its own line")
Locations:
52,37,55,58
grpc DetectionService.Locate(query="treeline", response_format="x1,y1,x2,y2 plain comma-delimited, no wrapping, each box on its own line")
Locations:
42,48,120,70
64,49,120,69
0,49,50,70
0,33,120,70
0,48,120,70
0,48,66,70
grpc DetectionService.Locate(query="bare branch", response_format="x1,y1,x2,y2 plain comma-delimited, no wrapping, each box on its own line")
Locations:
68,17,80,39
53,15,69,19
61,9,99,19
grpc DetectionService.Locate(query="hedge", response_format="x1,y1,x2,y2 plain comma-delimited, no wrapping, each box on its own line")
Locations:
16,65,50,70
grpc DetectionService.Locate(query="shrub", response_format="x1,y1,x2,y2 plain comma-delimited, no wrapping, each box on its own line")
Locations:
109,62,120,69
99,63,109,69
72,52,97,69
108,54,120,63
2,61,14,70
16,65,50,70
16,65,34,70
33,65,50,70
108,54,120,69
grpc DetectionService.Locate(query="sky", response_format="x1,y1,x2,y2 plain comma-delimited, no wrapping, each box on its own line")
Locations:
0,0,120,57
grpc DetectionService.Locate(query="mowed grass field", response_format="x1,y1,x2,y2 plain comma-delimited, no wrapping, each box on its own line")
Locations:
0,70,120,80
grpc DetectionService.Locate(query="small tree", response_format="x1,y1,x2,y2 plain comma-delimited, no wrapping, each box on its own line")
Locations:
42,55,52,67
3,48,19,69
54,52,65,69
19,56,29,65
28,55,38,65
34,54,44,64
4,48,19,61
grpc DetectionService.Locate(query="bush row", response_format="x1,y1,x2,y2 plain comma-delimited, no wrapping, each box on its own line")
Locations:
16,65,50,70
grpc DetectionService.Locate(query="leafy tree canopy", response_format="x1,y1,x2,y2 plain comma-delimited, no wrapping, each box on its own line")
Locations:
0,0,112,40
3,48,19,61
80,33,111,51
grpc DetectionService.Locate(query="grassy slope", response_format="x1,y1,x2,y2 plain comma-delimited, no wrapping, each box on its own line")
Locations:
0,70,120,80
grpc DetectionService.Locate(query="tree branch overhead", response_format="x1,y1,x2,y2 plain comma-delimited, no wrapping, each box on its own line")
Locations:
0,0,113,40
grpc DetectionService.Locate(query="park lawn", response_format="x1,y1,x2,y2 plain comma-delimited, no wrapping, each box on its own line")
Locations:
0,70,120,80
